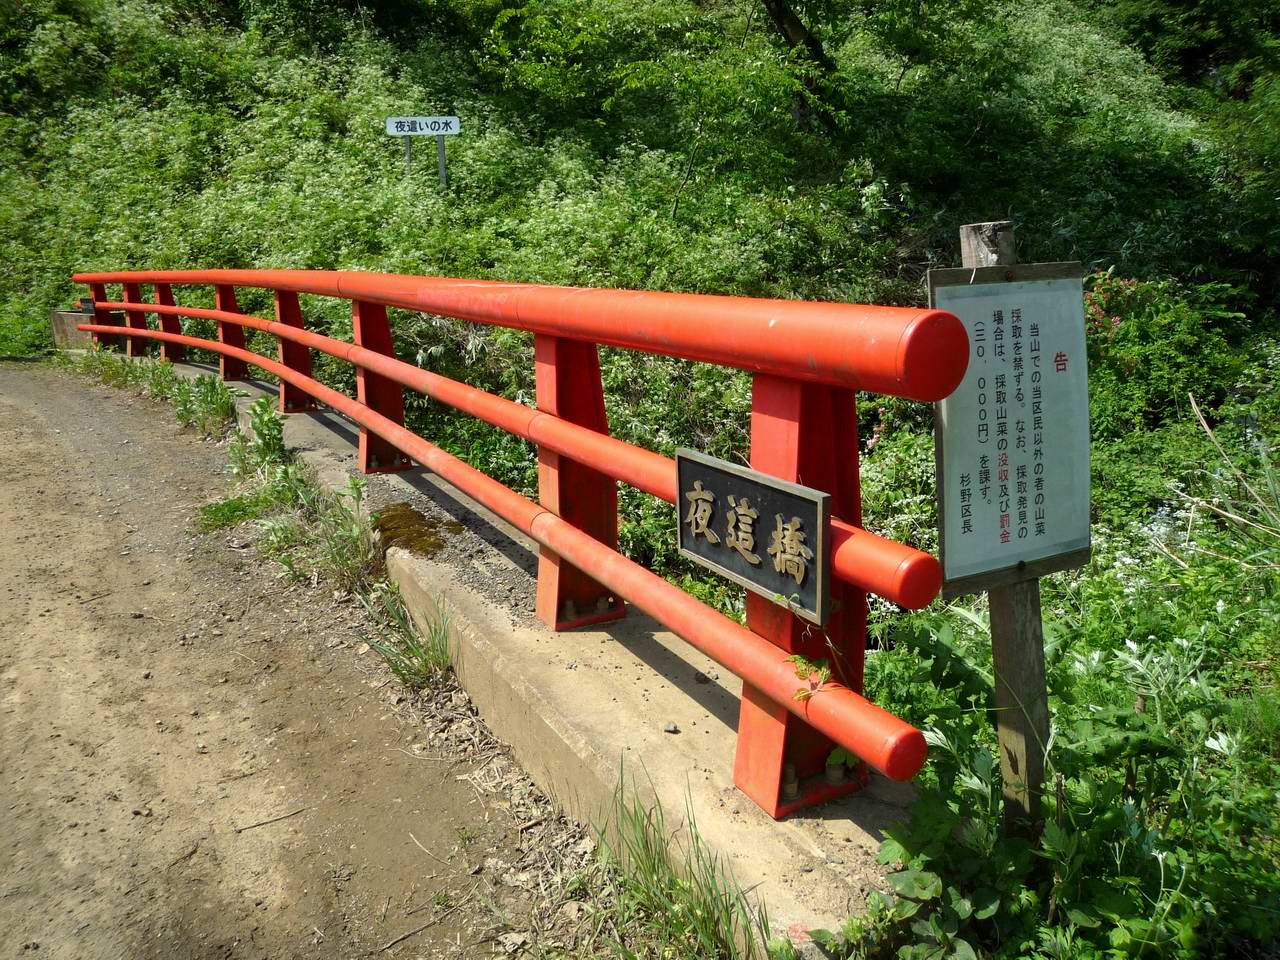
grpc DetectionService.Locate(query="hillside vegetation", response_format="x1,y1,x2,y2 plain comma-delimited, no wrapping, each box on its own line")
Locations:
3,0,1278,957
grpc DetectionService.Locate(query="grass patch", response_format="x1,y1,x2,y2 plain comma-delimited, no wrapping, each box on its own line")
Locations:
589,776,780,960
63,347,239,438
196,489,276,532
257,472,382,596
499,774,805,960
360,582,450,688
179,392,386,598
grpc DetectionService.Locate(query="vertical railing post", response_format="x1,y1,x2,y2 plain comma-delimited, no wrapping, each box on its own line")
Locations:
273,290,316,413
351,299,411,473
532,334,626,631
88,282,123,350
732,375,868,818
121,282,151,358
213,284,248,381
154,283,185,363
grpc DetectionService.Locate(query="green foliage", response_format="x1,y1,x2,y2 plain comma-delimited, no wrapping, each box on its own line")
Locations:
196,488,275,531
204,397,297,528
853,408,1280,959
1101,0,1277,90
597,773,781,960
360,581,451,688
65,348,241,436
845,638,1280,957
259,473,382,595
229,396,288,477
8,0,1280,362
16,2,1280,955
786,654,833,702
1084,271,1247,440
860,427,938,555
172,372,240,437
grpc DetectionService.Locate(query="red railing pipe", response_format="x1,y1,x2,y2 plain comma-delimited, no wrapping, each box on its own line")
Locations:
76,321,927,780
73,270,968,401
92,299,941,608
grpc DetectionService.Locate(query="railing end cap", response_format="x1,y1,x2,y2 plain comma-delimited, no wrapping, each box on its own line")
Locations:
897,308,969,401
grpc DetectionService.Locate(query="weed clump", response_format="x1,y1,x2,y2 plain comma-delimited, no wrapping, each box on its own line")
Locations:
65,347,240,438
588,776,783,960
360,582,450,688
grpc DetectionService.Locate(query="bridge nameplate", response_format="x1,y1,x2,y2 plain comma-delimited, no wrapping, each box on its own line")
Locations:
676,450,830,624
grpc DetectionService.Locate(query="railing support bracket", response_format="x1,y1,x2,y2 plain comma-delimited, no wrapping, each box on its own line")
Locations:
352,299,411,474
534,334,626,631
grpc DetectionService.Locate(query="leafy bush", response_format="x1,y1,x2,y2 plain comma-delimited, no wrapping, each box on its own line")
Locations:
8,0,1280,359
229,396,288,478
172,371,240,437
854,404,1280,959
257,473,382,595
839,636,1280,958
860,427,938,554
1084,272,1247,441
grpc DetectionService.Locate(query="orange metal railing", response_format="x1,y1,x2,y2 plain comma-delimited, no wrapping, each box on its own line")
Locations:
73,268,968,817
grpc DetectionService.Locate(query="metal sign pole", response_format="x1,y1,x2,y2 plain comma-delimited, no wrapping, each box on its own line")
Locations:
387,116,459,184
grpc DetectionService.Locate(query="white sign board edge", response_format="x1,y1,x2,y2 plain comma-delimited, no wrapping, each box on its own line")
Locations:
930,262,1091,590
385,116,461,136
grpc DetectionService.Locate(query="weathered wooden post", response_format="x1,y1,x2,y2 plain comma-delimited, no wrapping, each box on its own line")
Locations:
932,221,1092,834
965,222,1048,832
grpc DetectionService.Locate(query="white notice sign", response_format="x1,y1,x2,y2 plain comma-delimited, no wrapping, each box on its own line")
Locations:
385,116,460,136
932,265,1091,585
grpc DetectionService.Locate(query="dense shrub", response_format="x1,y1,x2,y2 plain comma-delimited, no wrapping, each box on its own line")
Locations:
1084,272,1247,440
5,0,1280,356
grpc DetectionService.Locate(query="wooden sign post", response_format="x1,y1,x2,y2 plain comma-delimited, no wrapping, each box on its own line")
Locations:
932,221,1092,834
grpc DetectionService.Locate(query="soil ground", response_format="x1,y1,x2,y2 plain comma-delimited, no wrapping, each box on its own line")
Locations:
0,363,587,959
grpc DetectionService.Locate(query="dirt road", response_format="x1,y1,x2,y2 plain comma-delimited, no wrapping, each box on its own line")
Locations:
0,364,577,959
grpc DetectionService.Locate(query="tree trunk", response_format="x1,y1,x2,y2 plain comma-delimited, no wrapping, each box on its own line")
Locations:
759,0,836,72
759,0,839,128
